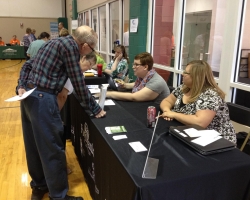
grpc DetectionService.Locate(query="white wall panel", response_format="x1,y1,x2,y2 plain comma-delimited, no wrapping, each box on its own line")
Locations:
0,0,63,18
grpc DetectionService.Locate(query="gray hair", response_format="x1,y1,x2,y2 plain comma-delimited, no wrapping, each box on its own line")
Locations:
73,25,97,46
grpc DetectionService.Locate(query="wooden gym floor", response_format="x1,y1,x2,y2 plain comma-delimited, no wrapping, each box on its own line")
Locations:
0,59,92,200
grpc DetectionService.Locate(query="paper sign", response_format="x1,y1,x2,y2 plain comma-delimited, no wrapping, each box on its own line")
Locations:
130,18,138,33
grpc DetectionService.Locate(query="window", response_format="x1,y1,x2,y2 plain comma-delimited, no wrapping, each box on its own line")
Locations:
99,6,106,53
182,0,227,77
235,1,250,85
110,1,120,53
79,0,129,66
84,11,89,25
153,0,175,67
152,0,175,86
123,0,129,55
91,9,98,50
232,0,250,108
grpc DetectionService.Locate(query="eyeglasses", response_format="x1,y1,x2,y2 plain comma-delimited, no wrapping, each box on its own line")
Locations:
132,63,143,67
183,71,190,75
86,43,95,52
80,43,95,52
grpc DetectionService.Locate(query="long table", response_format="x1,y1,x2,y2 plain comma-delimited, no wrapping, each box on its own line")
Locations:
69,94,250,200
0,46,25,59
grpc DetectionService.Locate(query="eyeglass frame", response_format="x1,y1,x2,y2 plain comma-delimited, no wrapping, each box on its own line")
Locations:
132,63,144,67
80,42,95,53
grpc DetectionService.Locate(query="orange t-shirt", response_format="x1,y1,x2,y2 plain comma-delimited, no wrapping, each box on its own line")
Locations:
10,39,20,45
0,41,5,46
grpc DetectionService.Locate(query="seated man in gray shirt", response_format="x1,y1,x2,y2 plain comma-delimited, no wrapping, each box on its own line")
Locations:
105,52,170,104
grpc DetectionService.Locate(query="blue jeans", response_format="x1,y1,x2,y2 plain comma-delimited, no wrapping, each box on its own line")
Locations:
20,89,68,199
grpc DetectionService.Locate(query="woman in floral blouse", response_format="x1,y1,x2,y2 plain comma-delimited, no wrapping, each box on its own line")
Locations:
104,45,129,81
159,60,236,143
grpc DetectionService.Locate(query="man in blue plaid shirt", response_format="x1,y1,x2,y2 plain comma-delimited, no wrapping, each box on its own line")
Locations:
16,25,106,200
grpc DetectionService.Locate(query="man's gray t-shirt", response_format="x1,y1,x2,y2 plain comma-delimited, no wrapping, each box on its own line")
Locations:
146,72,170,104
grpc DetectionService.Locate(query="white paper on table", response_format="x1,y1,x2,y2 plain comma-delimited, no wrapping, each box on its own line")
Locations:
5,88,36,102
197,130,221,137
89,88,100,94
85,69,97,74
191,135,222,147
95,99,115,106
113,135,127,140
184,128,201,137
129,141,148,152
87,85,99,89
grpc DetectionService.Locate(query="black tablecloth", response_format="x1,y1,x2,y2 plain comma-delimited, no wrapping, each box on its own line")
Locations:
60,75,107,137
69,95,250,200
84,74,107,85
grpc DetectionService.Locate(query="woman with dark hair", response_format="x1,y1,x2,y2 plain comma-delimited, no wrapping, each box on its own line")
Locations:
27,32,50,58
104,44,129,81
159,60,236,143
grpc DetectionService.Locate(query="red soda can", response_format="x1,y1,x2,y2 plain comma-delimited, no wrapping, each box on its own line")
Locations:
147,106,156,128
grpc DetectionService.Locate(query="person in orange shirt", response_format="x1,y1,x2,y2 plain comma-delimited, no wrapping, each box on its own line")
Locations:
10,35,20,45
0,37,5,46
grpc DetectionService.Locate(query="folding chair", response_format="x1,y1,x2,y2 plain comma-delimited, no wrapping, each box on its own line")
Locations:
227,102,250,151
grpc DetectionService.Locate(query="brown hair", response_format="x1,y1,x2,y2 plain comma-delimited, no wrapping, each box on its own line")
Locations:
26,28,31,34
183,60,225,102
114,45,129,63
134,52,154,70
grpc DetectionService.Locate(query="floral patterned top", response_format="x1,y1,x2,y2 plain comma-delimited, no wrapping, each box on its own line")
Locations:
106,58,128,80
172,85,236,143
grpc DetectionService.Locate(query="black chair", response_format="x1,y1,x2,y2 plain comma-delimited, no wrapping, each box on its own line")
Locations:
227,102,250,151
102,72,118,91
169,86,175,93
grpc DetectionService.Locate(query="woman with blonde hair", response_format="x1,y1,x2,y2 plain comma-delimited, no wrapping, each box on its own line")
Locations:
159,60,236,143
59,28,69,37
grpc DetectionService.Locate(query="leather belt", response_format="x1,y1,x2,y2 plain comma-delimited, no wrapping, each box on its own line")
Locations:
26,83,58,95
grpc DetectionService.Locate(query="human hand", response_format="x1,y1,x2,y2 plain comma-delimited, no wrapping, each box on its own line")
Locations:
116,53,123,61
18,88,26,97
93,93,100,98
115,79,125,88
95,110,106,118
159,110,175,121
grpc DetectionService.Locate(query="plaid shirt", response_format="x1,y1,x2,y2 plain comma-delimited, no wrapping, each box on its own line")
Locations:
17,35,101,115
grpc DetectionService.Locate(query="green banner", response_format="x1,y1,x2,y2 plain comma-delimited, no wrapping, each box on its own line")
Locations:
0,46,25,59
